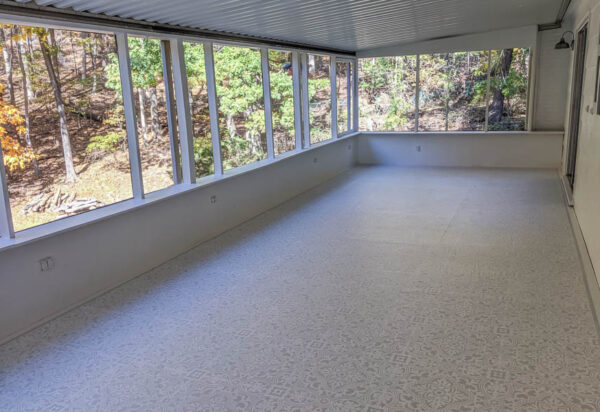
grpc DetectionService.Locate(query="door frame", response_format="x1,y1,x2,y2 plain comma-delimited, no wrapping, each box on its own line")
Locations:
565,20,589,190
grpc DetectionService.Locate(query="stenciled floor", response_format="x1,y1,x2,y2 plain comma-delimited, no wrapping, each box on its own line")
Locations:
1,166,600,411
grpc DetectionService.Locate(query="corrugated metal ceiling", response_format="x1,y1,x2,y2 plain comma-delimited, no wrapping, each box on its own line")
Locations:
11,0,563,52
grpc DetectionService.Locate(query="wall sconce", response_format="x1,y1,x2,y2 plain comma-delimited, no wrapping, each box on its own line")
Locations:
555,31,575,50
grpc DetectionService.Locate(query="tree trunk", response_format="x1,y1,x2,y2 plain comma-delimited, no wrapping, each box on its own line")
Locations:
17,36,39,177
91,35,98,93
19,34,34,101
488,49,513,124
308,54,315,76
48,29,61,83
147,86,160,141
0,27,15,106
39,32,77,183
138,88,148,142
226,113,237,139
80,32,87,80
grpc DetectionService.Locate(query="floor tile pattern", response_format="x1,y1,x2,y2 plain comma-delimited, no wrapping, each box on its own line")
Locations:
1,167,599,411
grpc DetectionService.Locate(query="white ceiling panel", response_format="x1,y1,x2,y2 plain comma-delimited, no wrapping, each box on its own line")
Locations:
10,0,565,52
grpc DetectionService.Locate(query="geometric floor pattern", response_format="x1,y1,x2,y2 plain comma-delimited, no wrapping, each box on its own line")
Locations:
1,166,599,411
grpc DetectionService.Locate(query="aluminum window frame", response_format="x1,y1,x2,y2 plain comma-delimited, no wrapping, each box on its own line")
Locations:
357,49,531,133
0,11,357,242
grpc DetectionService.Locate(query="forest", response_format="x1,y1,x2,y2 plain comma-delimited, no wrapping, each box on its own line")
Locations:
0,21,528,234
358,48,529,132
0,24,334,232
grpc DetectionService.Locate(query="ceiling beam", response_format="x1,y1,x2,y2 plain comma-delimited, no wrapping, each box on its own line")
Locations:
538,0,572,31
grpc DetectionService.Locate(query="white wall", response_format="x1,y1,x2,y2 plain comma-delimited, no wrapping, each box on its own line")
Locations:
0,138,357,344
357,132,563,168
561,0,600,283
532,29,572,130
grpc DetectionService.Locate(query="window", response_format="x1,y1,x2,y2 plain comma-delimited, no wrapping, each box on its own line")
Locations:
268,50,295,155
487,48,529,131
183,41,213,177
358,48,529,132
447,51,488,131
358,56,417,131
420,52,489,131
0,24,133,232
127,36,176,194
418,54,448,131
308,54,332,144
336,60,350,135
213,44,266,170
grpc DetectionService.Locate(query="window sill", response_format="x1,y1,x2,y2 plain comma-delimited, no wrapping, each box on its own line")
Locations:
358,130,564,136
0,132,358,253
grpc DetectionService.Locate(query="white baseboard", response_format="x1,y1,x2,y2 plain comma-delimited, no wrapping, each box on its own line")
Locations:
561,177,600,330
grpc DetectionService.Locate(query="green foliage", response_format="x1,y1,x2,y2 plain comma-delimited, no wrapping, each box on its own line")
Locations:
105,37,162,93
214,45,265,138
192,136,214,177
86,131,125,154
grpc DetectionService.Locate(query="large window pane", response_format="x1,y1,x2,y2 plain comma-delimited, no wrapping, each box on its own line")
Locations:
183,41,213,177
418,54,449,131
487,48,529,131
358,56,417,131
268,50,295,155
0,24,132,232
447,51,488,131
128,36,175,194
336,61,349,135
308,54,331,144
213,44,266,170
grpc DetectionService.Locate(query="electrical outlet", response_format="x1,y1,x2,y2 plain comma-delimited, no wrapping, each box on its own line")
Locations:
39,257,55,272
416,145,422,152
210,195,217,204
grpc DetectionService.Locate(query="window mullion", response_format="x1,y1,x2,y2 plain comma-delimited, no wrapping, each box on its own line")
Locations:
352,58,359,131
115,33,144,199
160,40,182,184
204,42,223,175
169,38,196,184
291,51,303,151
260,48,275,159
330,56,338,139
346,62,352,133
415,55,420,132
0,146,14,239
300,53,311,148
484,49,492,132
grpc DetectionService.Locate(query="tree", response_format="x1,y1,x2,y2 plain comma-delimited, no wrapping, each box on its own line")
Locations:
14,27,39,176
0,83,36,173
0,25,15,106
36,28,77,182
488,49,513,124
213,45,266,157
125,37,163,142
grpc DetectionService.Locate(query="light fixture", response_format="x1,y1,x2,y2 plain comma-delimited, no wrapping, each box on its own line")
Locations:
555,31,575,50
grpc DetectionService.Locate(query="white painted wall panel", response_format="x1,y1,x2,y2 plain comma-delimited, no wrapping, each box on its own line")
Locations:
561,0,600,285
357,132,563,169
0,138,357,343
532,29,571,131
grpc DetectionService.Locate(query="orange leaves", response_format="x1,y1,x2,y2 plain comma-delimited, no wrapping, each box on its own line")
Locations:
0,84,35,172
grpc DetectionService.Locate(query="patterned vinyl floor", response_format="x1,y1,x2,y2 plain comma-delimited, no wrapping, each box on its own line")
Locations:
1,166,600,411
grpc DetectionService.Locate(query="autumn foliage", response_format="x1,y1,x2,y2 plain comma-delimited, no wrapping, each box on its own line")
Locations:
0,83,35,172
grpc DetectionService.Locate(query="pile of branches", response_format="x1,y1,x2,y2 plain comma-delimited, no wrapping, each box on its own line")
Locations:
23,187,103,216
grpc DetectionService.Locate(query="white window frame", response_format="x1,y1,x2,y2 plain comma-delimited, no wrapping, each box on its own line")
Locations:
0,12,356,244
357,49,531,133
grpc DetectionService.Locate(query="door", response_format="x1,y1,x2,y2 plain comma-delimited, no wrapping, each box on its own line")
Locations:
566,24,588,188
